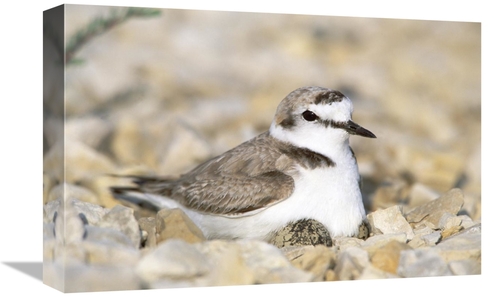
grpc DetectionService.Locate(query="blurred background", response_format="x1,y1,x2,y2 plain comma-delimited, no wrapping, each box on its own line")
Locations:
43,5,481,220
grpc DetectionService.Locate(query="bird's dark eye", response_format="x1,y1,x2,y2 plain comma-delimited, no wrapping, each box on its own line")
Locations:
302,110,318,122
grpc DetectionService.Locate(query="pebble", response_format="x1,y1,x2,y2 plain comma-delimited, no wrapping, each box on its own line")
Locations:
82,239,140,266
135,239,212,284
370,240,412,274
408,226,436,248
367,205,414,239
155,208,206,244
288,245,336,281
405,188,465,229
397,249,453,277
98,204,142,248
421,230,442,246
433,224,481,262
44,263,141,292
332,237,364,252
357,264,400,280
334,247,370,281
448,259,481,275
138,217,157,248
84,225,137,249
361,233,408,253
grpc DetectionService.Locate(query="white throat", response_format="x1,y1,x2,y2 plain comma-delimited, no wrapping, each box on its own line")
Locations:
269,121,352,163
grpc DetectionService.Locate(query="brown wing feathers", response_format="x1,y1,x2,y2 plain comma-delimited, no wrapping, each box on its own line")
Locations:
110,131,335,216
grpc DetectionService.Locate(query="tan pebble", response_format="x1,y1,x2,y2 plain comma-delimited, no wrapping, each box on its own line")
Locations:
441,225,464,239
324,269,336,281
156,208,206,244
370,240,412,274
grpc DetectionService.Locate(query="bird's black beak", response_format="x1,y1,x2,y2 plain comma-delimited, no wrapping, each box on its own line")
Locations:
345,120,376,138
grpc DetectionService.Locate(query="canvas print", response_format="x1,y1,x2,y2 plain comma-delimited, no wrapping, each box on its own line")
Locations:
43,4,481,293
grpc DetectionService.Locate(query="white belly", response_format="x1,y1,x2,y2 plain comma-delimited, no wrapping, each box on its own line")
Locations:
191,160,366,240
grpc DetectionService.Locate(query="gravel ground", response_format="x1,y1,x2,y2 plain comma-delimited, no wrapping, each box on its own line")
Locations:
43,5,481,293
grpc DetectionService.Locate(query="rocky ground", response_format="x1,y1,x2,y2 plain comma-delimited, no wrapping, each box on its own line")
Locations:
43,188,480,291
43,5,481,293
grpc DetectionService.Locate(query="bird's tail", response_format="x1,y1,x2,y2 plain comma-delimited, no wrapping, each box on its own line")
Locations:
109,174,179,211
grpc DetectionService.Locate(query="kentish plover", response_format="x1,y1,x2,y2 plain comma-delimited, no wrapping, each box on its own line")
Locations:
111,86,376,241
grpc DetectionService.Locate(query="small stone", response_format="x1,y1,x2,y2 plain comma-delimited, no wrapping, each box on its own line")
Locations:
99,205,142,248
138,217,157,248
414,225,436,236
324,269,336,281
397,249,453,277
136,239,211,284
54,199,86,245
334,247,370,280
407,226,435,248
448,259,481,275
362,233,408,254
358,264,400,280
370,240,412,274
367,205,414,240
45,198,109,227
155,208,206,244
405,188,464,229
438,212,462,230
441,225,464,239
421,231,442,246
195,240,255,286
457,215,476,229
82,240,140,266
270,219,332,248
70,199,109,226
433,224,481,262
439,213,466,239
289,245,336,281
332,237,364,252
44,263,141,292
84,225,136,248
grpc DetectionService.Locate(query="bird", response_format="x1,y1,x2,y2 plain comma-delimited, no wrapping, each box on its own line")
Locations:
111,86,376,242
